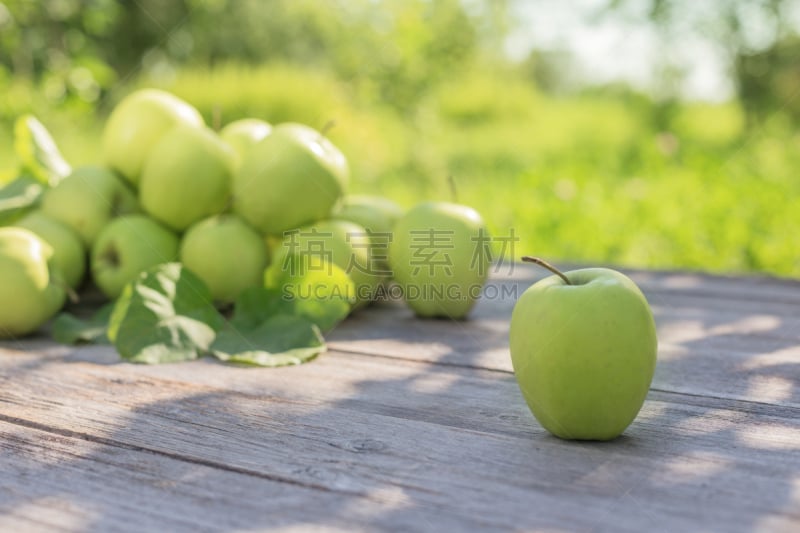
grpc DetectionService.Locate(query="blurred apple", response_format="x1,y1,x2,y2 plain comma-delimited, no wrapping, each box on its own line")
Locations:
220,118,272,165
180,214,269,303
234,123,348,235
139,125,235,232
91,215,179,299
41,166,139,247
269,219,381,307
0,228,66,338
103,89,204,186
336,195,403,235
16,211,86,289
335,195,403,272
390,202,490,319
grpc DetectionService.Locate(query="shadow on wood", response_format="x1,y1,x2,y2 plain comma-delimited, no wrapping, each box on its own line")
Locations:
0,265,798,531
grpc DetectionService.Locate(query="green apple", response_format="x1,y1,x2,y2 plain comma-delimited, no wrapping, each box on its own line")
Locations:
91,215,179,299
103,89,204,186
270,219,381,307
40,166,139,247
179,214,269,303
509,257,658,441
264,234,282,258
220,118,272,165
0,227,66,338
335,195,404,235
234,123,349,235
335,195,403,273
139,125,235,232
390,201,490,319
15,211,86,289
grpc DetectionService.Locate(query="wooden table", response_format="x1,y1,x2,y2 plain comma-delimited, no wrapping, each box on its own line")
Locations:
1,265,799,532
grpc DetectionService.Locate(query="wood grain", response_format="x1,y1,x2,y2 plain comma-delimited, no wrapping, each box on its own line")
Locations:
0,420,491,532
0,266,798,532
0,345,798,532
328,267,800,408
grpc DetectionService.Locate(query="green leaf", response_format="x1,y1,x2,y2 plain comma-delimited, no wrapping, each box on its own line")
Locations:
52,304,115,345
211,315,326,367
213,281,343,367
108,263,225,364
229,288,293,330
14,115,71,186
263,253,354,332
0,176,45,225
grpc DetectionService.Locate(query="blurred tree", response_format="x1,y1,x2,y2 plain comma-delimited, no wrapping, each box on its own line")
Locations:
603,0,800,122
185,0,480,110
0,0,120,105
0,0,500,113
105,0,190,74
736,35,800,122
521,49,576,94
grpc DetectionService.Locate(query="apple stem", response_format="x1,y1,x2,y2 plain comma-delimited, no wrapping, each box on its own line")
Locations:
212,105,222,131
56,280,80,304
321,120,336,136
521,256,572,285
447,174,458,203
66,286,79,304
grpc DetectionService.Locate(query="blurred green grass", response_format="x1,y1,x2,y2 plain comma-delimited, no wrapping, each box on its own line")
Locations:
2,63,798,277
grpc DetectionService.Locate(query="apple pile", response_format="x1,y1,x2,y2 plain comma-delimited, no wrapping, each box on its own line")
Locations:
0,89,491,365
2,90,660,439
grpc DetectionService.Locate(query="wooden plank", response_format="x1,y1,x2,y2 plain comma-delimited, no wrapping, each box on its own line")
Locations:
503,264,800,305
0,347,798,532
332,298,800,360
3,265,799,412
0,420,492,532
7,266,797,408
2,268,798,423
324,272,800,407
491,269,800,318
